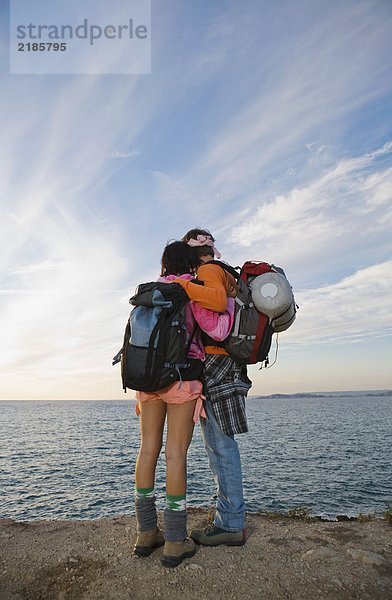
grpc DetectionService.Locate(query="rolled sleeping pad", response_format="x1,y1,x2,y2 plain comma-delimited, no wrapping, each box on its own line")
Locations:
249,272,296,332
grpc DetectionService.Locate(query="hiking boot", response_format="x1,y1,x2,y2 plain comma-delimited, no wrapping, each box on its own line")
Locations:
133,528,165,557
191,523,245,546
161,538,196,568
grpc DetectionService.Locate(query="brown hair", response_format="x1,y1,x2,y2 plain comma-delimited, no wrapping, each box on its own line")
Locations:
181,227,215,259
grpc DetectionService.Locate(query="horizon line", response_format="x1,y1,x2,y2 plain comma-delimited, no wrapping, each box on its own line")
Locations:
1,389,391,402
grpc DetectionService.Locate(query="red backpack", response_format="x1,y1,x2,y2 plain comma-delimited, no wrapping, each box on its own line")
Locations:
209,261,297,366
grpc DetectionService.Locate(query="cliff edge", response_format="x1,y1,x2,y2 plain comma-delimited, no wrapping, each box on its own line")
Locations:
1,509,391,600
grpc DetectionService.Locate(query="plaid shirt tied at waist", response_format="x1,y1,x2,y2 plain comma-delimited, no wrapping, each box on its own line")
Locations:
204,354,252,436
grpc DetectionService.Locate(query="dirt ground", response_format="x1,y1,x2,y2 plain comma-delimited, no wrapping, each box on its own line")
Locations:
0,509,391,600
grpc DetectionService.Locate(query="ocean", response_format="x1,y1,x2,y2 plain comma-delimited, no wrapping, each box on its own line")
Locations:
1,394,391,521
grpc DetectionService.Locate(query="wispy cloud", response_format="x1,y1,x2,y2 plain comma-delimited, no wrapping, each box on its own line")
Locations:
107,149,141,159
287,261,392,346
8,259,59,276
0,71,154,399
223,143,392,288
163,4,392,207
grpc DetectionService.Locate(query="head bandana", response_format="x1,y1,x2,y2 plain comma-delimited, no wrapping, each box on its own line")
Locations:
187,234,221,259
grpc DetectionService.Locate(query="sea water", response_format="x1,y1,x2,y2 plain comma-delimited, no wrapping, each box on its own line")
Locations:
1,395,391,520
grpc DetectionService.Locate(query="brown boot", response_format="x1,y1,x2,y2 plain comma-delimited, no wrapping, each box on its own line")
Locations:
133,528,164,557
161,537,196,568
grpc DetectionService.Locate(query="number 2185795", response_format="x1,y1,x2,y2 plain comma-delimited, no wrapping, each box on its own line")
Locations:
18,42,67,51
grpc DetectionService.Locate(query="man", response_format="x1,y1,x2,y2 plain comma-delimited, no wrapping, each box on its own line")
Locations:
175,228,252,546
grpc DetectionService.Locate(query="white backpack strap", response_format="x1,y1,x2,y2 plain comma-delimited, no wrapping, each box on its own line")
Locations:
232,297,244,337
232,297,255,337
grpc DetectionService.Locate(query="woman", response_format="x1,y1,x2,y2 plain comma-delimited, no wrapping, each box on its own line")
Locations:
133,241,234,568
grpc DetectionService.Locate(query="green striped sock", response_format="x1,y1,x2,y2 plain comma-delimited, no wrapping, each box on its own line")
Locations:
135,487,155,499
166,494,186,511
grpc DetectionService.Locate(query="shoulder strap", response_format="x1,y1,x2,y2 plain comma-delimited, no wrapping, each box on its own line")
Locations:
206,260,240,282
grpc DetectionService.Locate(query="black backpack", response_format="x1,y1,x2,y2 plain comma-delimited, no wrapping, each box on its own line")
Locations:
112,282,202,392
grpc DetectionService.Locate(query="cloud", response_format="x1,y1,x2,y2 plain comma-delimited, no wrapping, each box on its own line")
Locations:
151,5,392,263
107,150,141,159
8,259,59,276
176,5,392,204
286,261,392,347
0,207,130,399
226,143,392,283
0,75,151,399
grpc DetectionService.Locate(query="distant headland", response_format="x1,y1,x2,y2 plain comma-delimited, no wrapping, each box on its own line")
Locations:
253,390,392,399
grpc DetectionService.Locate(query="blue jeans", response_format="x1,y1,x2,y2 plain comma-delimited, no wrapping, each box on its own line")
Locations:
201,400,245,531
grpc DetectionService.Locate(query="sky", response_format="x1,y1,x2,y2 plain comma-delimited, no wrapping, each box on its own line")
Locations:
0,0,391,400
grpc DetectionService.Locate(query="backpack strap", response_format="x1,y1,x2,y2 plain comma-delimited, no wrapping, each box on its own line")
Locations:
207,260,240,281
112,319,130,366
186,321,199,355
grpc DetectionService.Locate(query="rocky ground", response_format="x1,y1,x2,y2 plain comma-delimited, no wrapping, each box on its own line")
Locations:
0,509,391,600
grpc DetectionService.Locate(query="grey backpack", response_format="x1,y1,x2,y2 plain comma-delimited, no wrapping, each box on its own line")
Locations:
207,261,297,366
